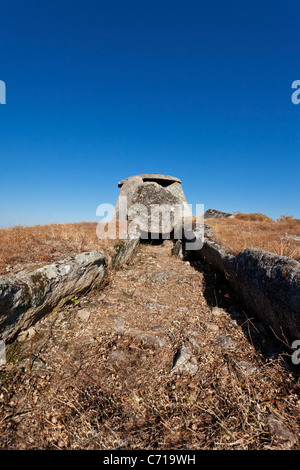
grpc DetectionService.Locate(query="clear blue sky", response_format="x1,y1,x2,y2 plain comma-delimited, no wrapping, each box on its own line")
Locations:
0,0,299,227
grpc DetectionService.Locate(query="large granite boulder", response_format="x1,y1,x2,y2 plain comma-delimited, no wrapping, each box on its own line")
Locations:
114,175,143,220
114,174,191,237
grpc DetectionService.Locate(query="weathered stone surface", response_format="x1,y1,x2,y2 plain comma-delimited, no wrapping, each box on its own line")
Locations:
112,237,141,268
165,182,189,206
114,175,143,220
217,335,237,352
118,174,181,188
189,226,300,345
0,251,106,342
204,209,234,219
266,414,297,449
171,345,198,375
114,174,191,237
229,248,300,343
128,182,184,235
171,240,183,258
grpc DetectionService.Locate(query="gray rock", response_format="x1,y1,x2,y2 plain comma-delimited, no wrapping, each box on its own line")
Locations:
113,175,143,220
204,209,234,219
131,331,166,347
128,182,183,235
77,309,90,322
230,248,300,343
226,355,259,377
118,174,181,188
266,414,297,448
212,306,227,316
17,326,36,342
189,226,300,345
171,345,198,375
0,340,6,366
114,174,191,237
165,182,189,207
171,240,183,259
113,238,141,268
149,271,169,284
0,251,106,342
188,337,201,349
205,322,219,332
217,335,237,352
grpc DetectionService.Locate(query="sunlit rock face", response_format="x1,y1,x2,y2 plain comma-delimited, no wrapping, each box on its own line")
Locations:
114,174,192,236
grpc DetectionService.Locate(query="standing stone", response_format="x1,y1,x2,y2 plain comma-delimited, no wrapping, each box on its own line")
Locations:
113,176,143,220
114,174,192,237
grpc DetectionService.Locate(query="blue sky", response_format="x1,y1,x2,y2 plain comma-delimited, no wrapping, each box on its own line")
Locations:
0,0,299,227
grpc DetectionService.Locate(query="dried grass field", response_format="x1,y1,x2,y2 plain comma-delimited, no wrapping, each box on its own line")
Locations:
205,214,300,262
0,213,299,277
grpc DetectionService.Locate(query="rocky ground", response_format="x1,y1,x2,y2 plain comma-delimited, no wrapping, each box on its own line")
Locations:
0,241,299,449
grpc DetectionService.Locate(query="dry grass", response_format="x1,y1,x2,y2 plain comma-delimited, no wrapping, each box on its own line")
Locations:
205,217,300,262
0,222,121,275
0,243,299,450
234,212,274,222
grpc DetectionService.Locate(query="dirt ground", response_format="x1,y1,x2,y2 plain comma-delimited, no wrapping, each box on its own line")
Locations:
0,240,299,450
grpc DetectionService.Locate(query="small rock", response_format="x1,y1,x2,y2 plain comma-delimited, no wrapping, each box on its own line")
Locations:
17,327,36,342
77,309,90,322
226,356,259,377
188,337,201,349
162,240,173,247
155,336,167,347
235,360,258,377
171,346,198,375
108,315,125,332
144,303,158,311
150,271,169,284
266,414,297,449
132,332,166,348
217,335,237,352
212,307,227,316
205,322,219,332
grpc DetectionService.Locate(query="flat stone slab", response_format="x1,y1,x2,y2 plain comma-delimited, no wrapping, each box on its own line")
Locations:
0,251,107,342
118,174,182,188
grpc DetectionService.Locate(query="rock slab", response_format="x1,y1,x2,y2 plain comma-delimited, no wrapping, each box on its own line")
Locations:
189,226,300,345
0,251,106,342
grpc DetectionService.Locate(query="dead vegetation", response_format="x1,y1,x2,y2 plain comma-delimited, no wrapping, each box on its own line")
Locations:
0,217,299,449
205,216,300,262
0,222,118,275
0,242,299,450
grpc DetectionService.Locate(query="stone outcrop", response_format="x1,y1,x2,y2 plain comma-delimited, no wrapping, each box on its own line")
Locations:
114,175,143,221
112,237,141,268
187,226,300,345
129,182,184,235
0,236,142,343
118,174,181,188
114,174,191,236
0,251,107,342
204,209,234,219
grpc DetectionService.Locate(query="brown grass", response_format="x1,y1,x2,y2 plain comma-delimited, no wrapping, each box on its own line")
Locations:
0,222,121,275
234,212,274,222
0,242,299,450
205,217,300,261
